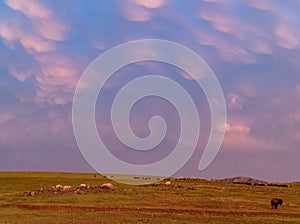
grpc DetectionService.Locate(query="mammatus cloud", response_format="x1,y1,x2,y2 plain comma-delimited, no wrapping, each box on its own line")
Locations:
273,22,299,50
247,0,300,50
118,0,165,22
5,0,68,41
196,31,256,63
249,39,272,55
0,17,56,53
5,0,51,19
118,1,151,22
198,9,240,34
0,0,299,181
197,5,272,60
196,0,300,67
135,0,165,9
1,0,80,105
34,53,83,105
246,0,276,11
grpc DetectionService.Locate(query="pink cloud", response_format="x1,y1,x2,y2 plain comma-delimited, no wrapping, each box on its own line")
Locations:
293,132,300,142
203,0,229,3
198,7,262,38
118,1,151,22
224,122,280,151
296,83,300,92
225,123,250,133
34,54,83,105
197,5,277,57
0,18,57,53
199,10,239,33
226,92,243,110
8,64,37,82
235,80,258,98
196,7,274,62
196,31,256,63
286,113,300,123
32,18,68,42
37,54,83,104
0,19,56,53
250,39,272,54
5,0,51,19
273,23,299,49
246,0,277,11
117,0,166,22
5,0,68,42
134,0,165,9
20,33,56,52
247,0,300,50
0,18,21,42
0,113,14,124
90,40,108,50
0,18,74,104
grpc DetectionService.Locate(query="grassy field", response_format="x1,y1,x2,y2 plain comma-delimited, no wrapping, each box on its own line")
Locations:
0,172,299,224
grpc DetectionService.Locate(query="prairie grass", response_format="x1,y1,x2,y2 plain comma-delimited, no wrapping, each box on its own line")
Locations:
0,172,299,224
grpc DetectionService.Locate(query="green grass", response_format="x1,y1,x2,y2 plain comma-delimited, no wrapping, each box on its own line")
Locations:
0,172,299,223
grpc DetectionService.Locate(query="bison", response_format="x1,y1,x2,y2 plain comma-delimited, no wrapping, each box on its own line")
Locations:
271,198,283,209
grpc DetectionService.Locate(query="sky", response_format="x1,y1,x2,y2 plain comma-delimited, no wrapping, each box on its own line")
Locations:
0,0,300,182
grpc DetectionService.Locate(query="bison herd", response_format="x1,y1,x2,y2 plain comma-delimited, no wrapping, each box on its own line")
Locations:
23,181,285,210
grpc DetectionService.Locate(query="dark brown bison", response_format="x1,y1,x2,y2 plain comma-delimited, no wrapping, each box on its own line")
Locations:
271,198,283,209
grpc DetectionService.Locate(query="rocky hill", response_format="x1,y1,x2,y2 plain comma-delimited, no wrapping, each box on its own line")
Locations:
214,176,290,187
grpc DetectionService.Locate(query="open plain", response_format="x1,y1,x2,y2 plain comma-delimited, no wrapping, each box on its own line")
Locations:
0,172,299,224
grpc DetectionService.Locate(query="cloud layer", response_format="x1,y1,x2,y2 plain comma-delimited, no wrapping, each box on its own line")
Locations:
0,0,299,181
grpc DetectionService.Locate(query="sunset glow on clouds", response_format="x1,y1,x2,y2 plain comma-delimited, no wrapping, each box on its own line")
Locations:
0,0,300,181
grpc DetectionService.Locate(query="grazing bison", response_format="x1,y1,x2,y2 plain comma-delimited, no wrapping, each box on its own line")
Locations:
271,198,283,209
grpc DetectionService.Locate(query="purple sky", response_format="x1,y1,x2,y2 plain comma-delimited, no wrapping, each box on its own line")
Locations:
0,0,300,182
